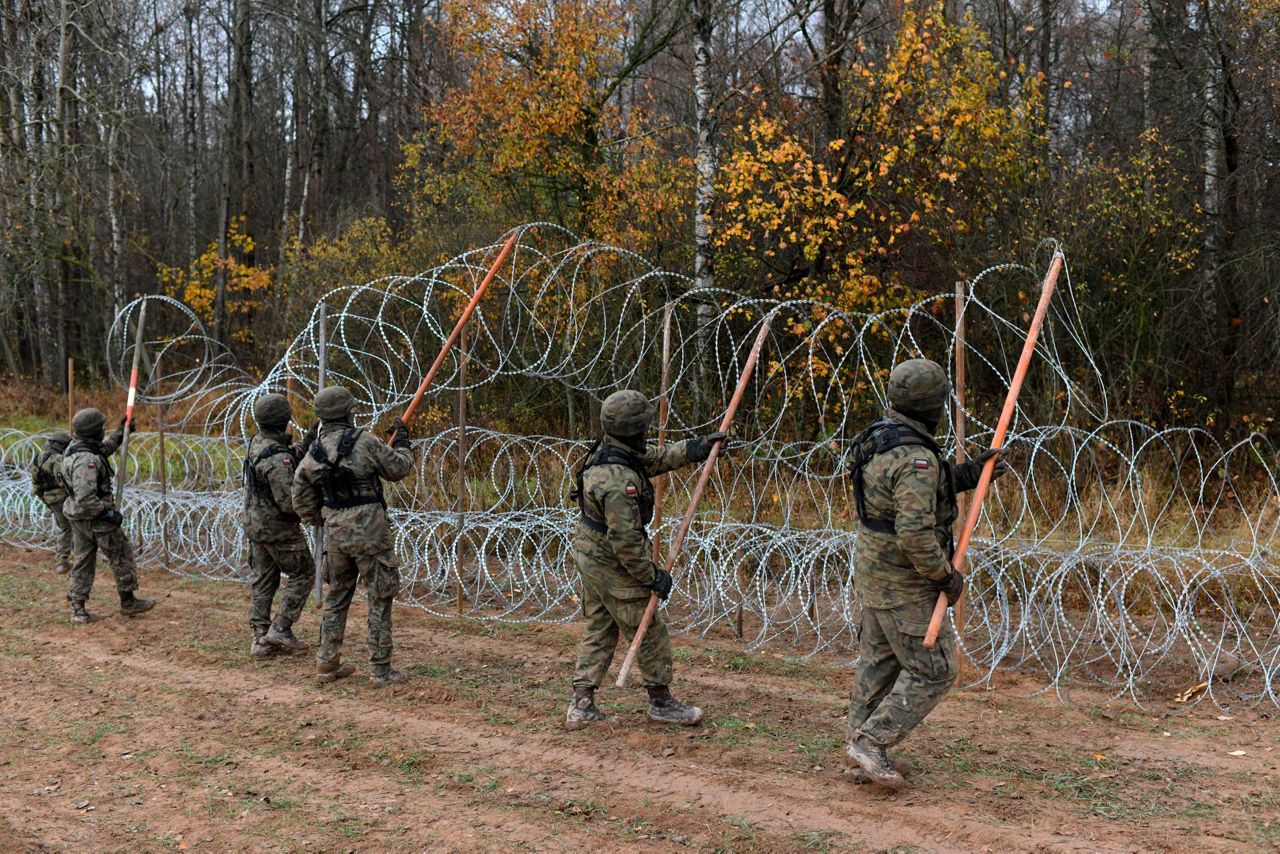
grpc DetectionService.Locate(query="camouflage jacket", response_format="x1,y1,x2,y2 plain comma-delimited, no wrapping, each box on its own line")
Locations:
243,429,309,546
31,448,67,507
59,428,126,522
573,433,696,586
291,421,414,556
853,409,984,609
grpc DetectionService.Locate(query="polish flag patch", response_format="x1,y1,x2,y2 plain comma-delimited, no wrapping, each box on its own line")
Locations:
625,483,639,496
913,459,931,470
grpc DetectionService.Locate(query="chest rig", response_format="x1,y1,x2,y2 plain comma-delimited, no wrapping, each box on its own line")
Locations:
309,427,385,509
33,449,62,493
848,417,958,538
244,440,301,520
571,437,653,534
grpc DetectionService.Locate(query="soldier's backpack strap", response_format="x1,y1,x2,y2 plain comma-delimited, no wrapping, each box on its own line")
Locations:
848,418,942,535
244,442,300,519
309,427,385,510
32,449,60,494
573,440,651,534
61,439,114,490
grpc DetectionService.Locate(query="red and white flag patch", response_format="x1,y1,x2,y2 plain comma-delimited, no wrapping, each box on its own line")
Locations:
625,483,639,496
913,459,931,470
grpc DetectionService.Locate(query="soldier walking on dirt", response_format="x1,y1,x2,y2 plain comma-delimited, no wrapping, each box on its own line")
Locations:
292,387,415,687
60,408,157,623
565,389,726,730
244,393,318,659
30,430,73,574
843,359,1006,788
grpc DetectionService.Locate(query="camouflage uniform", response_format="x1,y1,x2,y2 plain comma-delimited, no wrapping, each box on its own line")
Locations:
292,387,414,685
30,431,72,573
565,389,724,729
60,408,155,621
844,359,998,788
244,393,315,656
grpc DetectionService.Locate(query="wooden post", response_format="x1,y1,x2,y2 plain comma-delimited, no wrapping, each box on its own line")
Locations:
66,357,74,428
953,280,969,679
156,355,171,571
650,304,675,564
314,302,327,609
116,301,147,509
455,322,468,614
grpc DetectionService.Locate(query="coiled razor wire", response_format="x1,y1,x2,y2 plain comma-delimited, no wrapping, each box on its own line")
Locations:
3,222,1277,710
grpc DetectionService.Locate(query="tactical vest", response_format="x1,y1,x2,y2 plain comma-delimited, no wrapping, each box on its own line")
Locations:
308,427,385,509
32,449,63,494
571,437,653,534
243,442,301,522
848,417,958,542
61,440,113,493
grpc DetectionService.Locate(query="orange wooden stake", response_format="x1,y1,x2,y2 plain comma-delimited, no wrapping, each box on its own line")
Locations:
615,311,774,687
388,231,518,442
923,251,1064,648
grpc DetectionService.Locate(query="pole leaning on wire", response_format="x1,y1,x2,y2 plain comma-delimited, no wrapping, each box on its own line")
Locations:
115,301,148,509
314,302,328,609
615,311,775,687
923,250,1065,648
388,231,518,441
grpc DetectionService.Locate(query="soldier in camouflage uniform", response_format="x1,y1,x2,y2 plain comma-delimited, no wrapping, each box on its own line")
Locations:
565,389,726,730
843,359,1006,788
60,408,157,624
244,393,318,658
291,387,415,687
30,430,73,574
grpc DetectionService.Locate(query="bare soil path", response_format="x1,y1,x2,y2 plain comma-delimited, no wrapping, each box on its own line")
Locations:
0,548,1276,852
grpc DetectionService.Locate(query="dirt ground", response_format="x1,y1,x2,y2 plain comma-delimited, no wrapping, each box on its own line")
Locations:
0,548,1277,853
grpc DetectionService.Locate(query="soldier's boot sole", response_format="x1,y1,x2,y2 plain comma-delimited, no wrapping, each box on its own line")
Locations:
646,705,704,726
315,663,356,685
119,598,157,617
843,740,907,790
844,756,911,784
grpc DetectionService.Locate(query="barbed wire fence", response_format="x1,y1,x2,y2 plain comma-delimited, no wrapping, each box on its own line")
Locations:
1,223,1276,709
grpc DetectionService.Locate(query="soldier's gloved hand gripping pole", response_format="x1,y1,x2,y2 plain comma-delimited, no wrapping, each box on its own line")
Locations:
388,231,518,440
115,300,148,509
924,249,1065,648
615,311,776,687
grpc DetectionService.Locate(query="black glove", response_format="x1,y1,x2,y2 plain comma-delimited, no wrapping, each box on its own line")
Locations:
119,416,130,431
387,420,412,450
686,431,728,463
648,568,674,600
934,569,965,604
970,447,1010,481
299,422,319,456
99,508,124,527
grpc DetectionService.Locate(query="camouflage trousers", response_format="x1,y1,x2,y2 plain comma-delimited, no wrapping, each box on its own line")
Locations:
66,519,138,603
248,541,313,638
572,560,672,689
846,599,958,748
316,547,399,670
43,501,72,570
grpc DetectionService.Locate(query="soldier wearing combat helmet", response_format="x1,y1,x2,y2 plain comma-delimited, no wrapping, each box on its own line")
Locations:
243,392,318,658
565,389,726,730
291,386,415,687
30,430,73,574
60,407,157,623
842,358,1007,788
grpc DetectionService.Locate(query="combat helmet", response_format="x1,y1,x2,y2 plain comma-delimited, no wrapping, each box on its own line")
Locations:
314,386,356,422
71,407,107,439
600,390,655,438
47,430,72,450
253,393,292,429
887,359,949,416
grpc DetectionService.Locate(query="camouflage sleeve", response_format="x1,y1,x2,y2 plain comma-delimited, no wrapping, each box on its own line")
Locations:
262,456,298,515
599,482,658,585
366,436,415,483
890,456,953,583
68,458,108,517
291,462,323,526
101,427,125,456
29,462,39,496
642,440,694,477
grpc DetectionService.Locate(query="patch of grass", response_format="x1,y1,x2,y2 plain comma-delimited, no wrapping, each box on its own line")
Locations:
558,798,607,818
407,663,450,678
73,721,128,746
794,829,845,852
178,744,230,766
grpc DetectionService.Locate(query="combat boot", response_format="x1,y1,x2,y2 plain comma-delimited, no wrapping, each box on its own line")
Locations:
316,657,356,685
564,688,614,731
369,667,407,688
56,558,71,575
845,754,911,785
119,591,156,617
844,736,907,790
250,636,279,658
264,622,308,653
69,600,91,624
645,685,704,726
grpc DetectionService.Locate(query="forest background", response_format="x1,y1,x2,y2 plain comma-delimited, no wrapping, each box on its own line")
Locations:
1,0,1277,438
